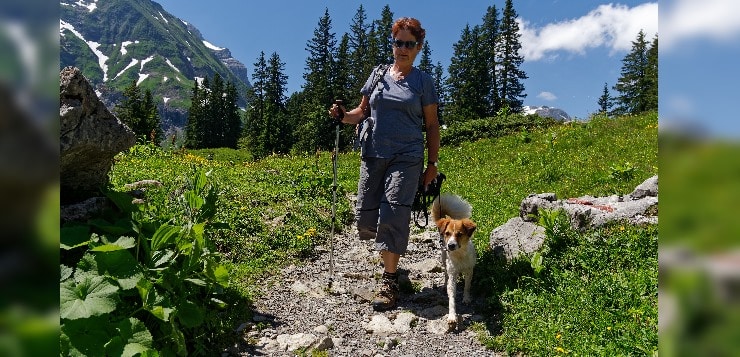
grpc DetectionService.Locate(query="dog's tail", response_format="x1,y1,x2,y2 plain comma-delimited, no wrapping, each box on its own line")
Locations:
431,193,472,221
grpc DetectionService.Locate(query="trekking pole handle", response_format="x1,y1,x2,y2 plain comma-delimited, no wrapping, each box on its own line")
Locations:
333,99,345,120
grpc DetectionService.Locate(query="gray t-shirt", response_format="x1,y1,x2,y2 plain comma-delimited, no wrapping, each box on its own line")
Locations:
359,67,439,159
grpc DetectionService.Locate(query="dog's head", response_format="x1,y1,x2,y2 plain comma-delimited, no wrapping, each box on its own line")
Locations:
436,216,477,251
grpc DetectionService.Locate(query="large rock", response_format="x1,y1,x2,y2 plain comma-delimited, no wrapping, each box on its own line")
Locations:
490,175,658,260
60,66,135,204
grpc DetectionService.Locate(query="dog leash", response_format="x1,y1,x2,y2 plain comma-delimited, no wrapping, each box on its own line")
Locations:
412,172,445,228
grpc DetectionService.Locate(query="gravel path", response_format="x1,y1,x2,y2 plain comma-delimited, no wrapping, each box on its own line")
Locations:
232,215,499,356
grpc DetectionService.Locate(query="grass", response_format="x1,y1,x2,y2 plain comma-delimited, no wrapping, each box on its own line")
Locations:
107,111,658,354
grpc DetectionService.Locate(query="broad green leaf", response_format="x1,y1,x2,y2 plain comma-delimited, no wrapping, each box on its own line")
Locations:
184,278,207,286
177,301,204,328
104,318,154,357
148,305,173,322
193,169,207,191
205,261,230,287
184,190,204,210
105,189,141,213
93,249,143,290
169,320,187,356
61,225,91,250
151,224,180,251
60,275,119,320
210,298,227,309
91,236,136,252
151,249,176,267
61,316,111,356
89,218,134,235
191,222,206,250
136,278,155,308
61,264,74,281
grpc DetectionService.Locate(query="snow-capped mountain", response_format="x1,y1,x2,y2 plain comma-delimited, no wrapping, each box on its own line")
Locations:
522,105,572,121
60,0,251,129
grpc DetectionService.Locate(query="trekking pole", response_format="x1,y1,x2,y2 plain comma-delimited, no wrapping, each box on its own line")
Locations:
328,99,344,288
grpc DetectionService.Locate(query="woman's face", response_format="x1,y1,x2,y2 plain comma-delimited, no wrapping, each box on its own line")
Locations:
392,29,421,67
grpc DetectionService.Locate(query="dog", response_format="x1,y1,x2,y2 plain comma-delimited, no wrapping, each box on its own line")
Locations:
431,193,477,329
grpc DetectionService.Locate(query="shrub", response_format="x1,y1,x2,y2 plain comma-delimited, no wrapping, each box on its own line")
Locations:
60,168,243,356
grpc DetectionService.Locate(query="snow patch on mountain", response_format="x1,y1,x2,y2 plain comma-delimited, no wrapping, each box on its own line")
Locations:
137,73,149,86
60,19,109,81
114,58,138,80
61,0,98,13
140,55,154,71
203,40,224,51
157,11,169,24
164,58,180,73
120,40,138,55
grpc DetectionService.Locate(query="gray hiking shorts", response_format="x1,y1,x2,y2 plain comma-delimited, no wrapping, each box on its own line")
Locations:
356,155,423,255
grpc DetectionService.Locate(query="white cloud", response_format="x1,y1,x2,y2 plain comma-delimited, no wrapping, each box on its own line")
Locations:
537,91,557,101
520,3,658,61
660,0,740,51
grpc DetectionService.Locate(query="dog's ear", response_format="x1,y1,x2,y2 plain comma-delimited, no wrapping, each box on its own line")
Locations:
436,217,450,232
461,218,477,236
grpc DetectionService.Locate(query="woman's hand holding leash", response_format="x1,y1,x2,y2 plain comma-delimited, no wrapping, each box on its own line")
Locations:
423,165,438,190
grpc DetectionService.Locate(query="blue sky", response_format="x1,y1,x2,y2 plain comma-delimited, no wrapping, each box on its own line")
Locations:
154,0,739,137
155,0,656,120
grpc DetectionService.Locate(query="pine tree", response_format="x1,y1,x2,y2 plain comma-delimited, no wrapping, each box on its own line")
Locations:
598,82,613,115
349,5,373,98
244,52,268,157
433,61,447,124
644,34,658,112
418,41,434,75
374,5,394,65
185,80,204,148
335,34,353,104
303,8,337,106
445,25,487,123
115,80,144,140
116,80,162,144
142,88,163,143
497,0,528,112
206,73,225,148
222,81,242,149
480,5,501,116
265,52,290,154
183,74,240,149
298,8,339,151
614,30,654,115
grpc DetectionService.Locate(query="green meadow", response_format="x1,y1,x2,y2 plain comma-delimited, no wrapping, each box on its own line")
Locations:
62,112,658,355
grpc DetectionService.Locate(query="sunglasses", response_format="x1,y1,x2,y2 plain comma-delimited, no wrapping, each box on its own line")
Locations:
392,39,418,49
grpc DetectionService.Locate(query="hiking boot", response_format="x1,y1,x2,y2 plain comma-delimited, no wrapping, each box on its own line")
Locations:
372,272,399,311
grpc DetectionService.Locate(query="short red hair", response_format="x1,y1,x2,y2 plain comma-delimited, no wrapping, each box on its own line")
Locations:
391,17,426,44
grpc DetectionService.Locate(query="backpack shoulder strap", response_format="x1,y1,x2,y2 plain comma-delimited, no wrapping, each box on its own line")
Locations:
369,64,389,93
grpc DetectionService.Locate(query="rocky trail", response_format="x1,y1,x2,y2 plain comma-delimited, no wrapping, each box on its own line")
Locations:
231,215,497,356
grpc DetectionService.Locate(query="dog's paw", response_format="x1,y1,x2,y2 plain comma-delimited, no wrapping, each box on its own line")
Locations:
446,315,458,332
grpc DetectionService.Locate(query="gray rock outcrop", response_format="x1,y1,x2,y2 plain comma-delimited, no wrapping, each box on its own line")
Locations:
60,66,135,204
490,175,658,260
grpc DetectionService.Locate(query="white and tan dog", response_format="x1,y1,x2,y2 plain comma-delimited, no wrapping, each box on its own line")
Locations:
432,193,477,329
